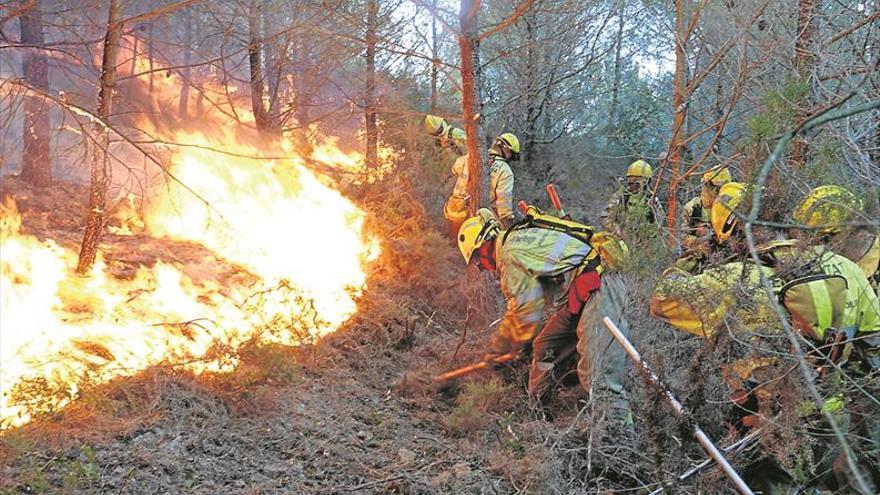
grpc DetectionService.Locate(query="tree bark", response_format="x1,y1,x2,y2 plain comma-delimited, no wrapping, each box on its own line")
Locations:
459,0,487,215
522,7,538,166
19,0,51,187
77,0,122,274
248,1,268,133
263,3,282,135
148,21,155,95
606,1,625,150
665,0,688,232
429,0,439,114
178,12,192,118
790,0,816,168
364,0,379,170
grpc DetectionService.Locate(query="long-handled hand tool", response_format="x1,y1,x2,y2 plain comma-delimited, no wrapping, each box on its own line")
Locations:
602,317,755,495
434,351,520,382
546,184,567,218
434,344,578,383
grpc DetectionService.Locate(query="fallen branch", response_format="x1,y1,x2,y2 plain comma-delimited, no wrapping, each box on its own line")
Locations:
648,428,763,494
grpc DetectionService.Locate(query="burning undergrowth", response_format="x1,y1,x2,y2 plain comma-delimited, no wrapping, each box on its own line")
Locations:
0,122,384,431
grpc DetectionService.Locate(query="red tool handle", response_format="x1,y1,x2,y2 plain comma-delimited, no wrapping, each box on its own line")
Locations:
517,200,528,214
546,184,563,212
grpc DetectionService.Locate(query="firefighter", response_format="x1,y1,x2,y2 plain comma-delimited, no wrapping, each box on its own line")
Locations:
599,159,665,242
792,185,879,292
487,133,519,229
680,166,732,254
425,115,520,230
456,208,627,405
652,182,880,493
425,114,465,151
653,182,878,350
426,115,469,233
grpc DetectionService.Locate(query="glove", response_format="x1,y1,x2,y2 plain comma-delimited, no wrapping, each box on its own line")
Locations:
483,334,514,368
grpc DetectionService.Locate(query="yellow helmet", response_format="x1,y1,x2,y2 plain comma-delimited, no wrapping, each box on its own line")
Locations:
497,133,520,154
457,208,500,263
710,182,748,243
702,167,732,187
792,185,861,235
700,167,733,208
626,160,653,178
425,114,449,136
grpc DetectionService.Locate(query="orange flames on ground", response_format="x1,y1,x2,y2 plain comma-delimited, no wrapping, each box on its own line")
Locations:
1,40,384,428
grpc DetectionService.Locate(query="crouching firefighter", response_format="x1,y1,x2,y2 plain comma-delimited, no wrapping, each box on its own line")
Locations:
793,185,879,294
652,182,880,493
457,206,630,406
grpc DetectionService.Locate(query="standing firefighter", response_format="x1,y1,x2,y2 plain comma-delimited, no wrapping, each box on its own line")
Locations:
600,159,665,242
457,207,628,405
681,166,732,253
425,115,520,231
793,185,879,292
487,133,519,228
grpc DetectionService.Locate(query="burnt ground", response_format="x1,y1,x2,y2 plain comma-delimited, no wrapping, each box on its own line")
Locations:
1,176,766,494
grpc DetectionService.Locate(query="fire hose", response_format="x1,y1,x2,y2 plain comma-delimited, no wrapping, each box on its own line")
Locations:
602,317,755,495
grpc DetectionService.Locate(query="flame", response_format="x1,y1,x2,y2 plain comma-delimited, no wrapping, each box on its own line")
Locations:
141,126,379,330
1,42,383,427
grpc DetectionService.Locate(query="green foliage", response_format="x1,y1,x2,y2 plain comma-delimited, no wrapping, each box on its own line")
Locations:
798,139,843,184
61,445,98,492
447,379,511,434
3,443,98,494
747,79,810,142
234,343,301,386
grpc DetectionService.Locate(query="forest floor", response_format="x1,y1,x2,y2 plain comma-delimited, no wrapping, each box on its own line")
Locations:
0,176,747,494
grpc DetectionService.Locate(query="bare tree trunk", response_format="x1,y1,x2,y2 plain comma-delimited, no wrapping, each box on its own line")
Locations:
429,0,438,114
459,0,487,215
263,4,283,135
77,0,121,274
873,0,880,172
19,0,51,187
522,8,538,166
289,43,314,156
178,13,192,118
790,0,816,168
364,0,379,170
248,1,268,133
606,1,625,150
148,21,154,95
666,0,688,231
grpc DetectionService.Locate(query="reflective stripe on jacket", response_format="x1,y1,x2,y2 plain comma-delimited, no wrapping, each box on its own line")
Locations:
763,243,879,334
450,155,469,199
495,228,595,345
651,243,880,337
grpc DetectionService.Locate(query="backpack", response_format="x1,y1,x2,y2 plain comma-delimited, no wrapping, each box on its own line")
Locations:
758,241,877,370
504,205,630,272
